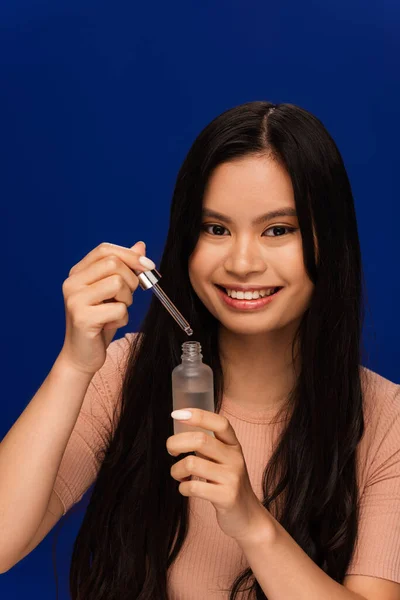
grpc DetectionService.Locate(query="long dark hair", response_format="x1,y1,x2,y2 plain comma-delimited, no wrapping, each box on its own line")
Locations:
66,101,366,599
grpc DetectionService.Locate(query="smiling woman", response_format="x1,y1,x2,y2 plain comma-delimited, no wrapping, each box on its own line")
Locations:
2,101,399,600
189,155,314,345
62,101,399,600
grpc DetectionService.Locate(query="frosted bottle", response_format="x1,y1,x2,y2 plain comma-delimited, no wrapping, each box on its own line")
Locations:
172,341,215,481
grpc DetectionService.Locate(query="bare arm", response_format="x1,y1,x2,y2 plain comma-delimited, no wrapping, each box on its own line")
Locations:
0,355,93,572
0,240,152,572
237,508,400,600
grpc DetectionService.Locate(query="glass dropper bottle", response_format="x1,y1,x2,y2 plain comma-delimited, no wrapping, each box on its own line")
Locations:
171,341,215,483
133,268,193,336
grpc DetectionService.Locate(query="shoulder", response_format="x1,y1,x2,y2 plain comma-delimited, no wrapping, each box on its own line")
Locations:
360,365,400,426
357,366,400,486
91,332,142,435
105,332,142,376
90,332,141,406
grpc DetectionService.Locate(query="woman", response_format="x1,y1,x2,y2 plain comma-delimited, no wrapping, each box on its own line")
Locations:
2,101,399,599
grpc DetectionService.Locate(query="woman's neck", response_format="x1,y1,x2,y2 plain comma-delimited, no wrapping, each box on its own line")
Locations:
218,325,300,413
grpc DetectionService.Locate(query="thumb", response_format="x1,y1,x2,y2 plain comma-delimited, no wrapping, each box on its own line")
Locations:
131,240,146,255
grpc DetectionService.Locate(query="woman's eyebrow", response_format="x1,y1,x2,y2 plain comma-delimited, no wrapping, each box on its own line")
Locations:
202,207,297,225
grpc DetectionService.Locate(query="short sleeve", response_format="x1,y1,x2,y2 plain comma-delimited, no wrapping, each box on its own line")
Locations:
346,382,400,583
53,333,135,515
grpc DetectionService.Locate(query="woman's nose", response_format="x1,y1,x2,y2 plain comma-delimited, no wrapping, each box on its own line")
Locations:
223,242,266,277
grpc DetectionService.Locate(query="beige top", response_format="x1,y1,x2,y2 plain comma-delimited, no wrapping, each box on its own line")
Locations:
53,333,400,598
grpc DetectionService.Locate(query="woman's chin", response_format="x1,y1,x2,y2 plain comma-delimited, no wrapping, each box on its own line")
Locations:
218,318,283,337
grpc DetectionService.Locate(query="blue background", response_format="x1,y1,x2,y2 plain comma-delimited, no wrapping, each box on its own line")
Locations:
1,0,398,597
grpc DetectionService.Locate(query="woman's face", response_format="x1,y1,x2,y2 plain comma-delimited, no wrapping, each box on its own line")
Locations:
188,155,315,337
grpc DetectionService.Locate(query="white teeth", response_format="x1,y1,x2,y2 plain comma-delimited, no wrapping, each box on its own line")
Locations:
225,288,277,299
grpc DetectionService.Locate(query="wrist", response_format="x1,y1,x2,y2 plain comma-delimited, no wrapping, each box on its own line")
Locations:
53,353,96,384
235,504,278,549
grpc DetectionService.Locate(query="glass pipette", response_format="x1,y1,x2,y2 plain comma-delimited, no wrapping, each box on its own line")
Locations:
134,268,193,336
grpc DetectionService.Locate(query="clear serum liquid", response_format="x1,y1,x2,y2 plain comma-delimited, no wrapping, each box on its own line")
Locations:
172,341,215,482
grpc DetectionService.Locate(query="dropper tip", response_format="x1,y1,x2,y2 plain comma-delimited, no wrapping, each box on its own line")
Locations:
185,327,193,336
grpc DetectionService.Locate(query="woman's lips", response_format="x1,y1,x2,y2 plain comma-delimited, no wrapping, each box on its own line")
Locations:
215,285,283,310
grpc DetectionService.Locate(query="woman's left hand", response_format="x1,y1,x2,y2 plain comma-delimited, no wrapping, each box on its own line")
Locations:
166,407,270,543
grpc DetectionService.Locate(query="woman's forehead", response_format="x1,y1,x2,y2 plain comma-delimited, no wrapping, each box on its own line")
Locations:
203,156,295,212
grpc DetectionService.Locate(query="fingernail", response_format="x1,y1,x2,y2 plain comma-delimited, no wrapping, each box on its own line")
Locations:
171,410,192,420
138,256,156,270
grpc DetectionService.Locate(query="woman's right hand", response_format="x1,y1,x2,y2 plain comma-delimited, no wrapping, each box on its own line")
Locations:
59,241,156,376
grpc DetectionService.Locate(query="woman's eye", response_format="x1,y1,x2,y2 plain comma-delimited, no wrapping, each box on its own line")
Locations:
263,226,296,237
202,224,229,236
201,224,296,237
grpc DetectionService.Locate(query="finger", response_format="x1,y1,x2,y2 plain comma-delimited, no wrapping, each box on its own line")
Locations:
136,241,146,254
178,478,219,501
86,274,134,306
71,256,140,293
69,241,154,277
171,408,238,447
171,454,222,484
167,431,226,464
